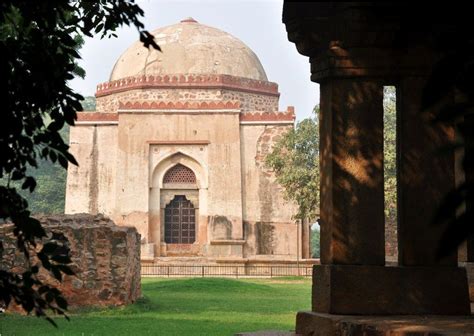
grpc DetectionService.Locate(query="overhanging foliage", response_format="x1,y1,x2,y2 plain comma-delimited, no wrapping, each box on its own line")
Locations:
0,1,159,324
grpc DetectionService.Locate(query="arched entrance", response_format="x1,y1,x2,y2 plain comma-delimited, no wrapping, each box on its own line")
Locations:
149,151,208,257
160,164,199,251
164,195,196,244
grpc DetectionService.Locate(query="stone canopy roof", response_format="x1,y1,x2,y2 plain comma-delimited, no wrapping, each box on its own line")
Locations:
110,17,268,82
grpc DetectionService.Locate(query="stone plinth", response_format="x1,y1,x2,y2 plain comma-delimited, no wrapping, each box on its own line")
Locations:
296,312,474,336
0,214,141,308
235,332,297,336
141,243,155,261
312,265,470,315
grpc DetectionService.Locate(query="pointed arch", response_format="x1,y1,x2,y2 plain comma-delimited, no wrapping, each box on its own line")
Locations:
163,164,196,184
151,151,207,189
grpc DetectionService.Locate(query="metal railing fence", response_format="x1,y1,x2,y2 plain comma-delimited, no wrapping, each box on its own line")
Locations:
141,264,313,278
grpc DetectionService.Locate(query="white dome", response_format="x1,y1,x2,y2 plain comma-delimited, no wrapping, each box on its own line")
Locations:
110,18,268,81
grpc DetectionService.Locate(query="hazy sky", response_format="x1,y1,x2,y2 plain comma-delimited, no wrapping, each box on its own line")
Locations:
70,0,320,121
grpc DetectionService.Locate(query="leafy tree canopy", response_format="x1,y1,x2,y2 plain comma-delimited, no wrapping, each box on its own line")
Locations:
311,226,320,258
81,96,97,112
265,107,320,223
383,87,397,235
0,1,158,324
267,94,398,259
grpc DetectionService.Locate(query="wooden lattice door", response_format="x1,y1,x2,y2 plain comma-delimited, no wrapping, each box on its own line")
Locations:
164,195,196,244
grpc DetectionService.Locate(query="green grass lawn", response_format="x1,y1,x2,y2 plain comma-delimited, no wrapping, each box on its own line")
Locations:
0,277,311,336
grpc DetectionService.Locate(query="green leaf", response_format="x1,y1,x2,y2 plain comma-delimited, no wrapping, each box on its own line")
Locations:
64,151,78,166
58,154,68,169
51,267,62,281
56,296,68,310
41,242,58,254
21,176,37,192
49,150,57,163
45,317,58,328
52,255,72,264
58,264,75,276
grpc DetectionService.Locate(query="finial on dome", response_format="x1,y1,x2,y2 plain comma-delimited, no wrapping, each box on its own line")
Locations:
181,17,198,23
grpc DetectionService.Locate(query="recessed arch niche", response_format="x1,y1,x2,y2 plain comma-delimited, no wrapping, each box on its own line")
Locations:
149,151,207,257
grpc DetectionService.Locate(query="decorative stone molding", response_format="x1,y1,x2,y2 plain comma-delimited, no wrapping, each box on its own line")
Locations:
210,240,246,245
151,151,208,189
160,190,199,209
240,108,295,123
162,183,198,190
75,108,294,124
147,140,210,145
118,100,241,110
96,74,279,97
163,164,197,184
76,112,118,124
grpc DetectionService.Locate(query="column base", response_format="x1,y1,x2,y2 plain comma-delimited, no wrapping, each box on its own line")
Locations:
313,265,470,315
207,239,245,258
296,311,474,336
140,243,155,261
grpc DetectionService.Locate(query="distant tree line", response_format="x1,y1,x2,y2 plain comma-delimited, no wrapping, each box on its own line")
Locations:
1,97,96,214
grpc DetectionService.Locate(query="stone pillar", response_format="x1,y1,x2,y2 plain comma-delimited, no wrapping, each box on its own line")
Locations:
464,113,474,262
146,186,160,259
461,114,474,302
319,79,385,266
397,77,457,266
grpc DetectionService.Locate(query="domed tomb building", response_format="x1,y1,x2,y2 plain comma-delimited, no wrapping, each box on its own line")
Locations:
65,18,308,262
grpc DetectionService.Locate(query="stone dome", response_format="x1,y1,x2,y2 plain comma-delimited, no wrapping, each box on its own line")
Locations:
110,18,268,81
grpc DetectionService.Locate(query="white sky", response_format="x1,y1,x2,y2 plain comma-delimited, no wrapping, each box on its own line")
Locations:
69,0,320,121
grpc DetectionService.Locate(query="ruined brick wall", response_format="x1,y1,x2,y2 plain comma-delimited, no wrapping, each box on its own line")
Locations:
0,214,141,308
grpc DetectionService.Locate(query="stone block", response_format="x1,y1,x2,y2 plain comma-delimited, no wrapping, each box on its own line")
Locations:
312,265,470,315
296,312,342,336
208,240,244,258
296,311,474,336
141,243,155,261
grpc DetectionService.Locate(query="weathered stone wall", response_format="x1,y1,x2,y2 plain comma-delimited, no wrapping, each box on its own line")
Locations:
115,112,244,252
66,125,118,216
222,90,279,112
243,221,298,257
240,124,300,258
241,124,297,223
95,88,278,113
0,214,141,308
